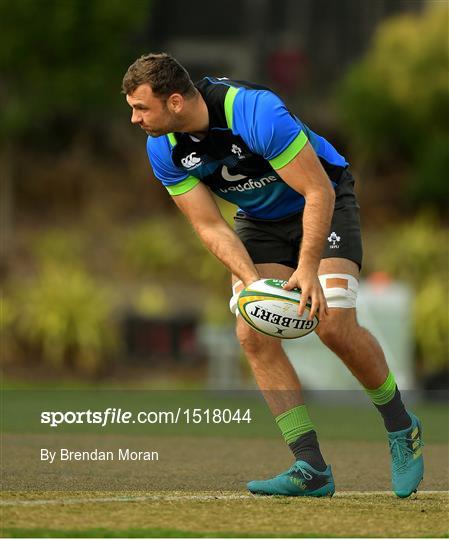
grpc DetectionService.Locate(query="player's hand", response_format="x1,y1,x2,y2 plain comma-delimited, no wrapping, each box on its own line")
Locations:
283,267,328,320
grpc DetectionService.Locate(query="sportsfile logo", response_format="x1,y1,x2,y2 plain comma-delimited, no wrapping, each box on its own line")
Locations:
40,407,252,427
249,306,314,330
181,152,202,169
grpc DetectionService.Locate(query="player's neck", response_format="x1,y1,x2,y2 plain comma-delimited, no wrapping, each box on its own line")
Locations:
179,92,209,139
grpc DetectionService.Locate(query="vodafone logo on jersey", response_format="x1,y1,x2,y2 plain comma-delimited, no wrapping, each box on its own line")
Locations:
220,166,278,193
181,152,202,169
221,165,246,182
220,165,277,193
219,174,278,194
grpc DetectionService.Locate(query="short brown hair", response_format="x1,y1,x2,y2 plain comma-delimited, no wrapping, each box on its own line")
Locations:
122,53,196,98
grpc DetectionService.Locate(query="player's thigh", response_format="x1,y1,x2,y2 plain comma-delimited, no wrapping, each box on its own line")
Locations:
318,257,359,279
319,169,361,315
234,212,301,271
231,263,294,287
322,169,363,271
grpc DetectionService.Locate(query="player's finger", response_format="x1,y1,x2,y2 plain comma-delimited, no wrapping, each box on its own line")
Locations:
282,277,296,291
320,292,329,318
298,288,310,317
308,291,320,321
307,299,320,321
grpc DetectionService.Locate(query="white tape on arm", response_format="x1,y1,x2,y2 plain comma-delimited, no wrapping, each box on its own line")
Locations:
319,273,358,308
229,280,243,316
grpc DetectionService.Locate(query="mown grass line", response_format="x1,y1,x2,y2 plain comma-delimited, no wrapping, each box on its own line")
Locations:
1,527,329,538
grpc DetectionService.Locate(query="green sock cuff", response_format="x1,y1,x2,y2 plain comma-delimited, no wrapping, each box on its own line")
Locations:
275,405,315,445
366,371,397,405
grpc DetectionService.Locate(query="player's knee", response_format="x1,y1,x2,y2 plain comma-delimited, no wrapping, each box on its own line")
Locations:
236,320,280,357
316,313,358,351
317,272,359,349
316,321,343,350
319,273,358,309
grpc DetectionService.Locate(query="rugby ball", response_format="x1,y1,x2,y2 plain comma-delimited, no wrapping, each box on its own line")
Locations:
237,279,319,339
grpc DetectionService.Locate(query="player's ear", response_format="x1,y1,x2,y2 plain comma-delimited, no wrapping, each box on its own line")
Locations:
166,93,184,114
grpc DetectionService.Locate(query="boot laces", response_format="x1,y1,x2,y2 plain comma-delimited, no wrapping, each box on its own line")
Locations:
389,435,423,472
288,462,313,480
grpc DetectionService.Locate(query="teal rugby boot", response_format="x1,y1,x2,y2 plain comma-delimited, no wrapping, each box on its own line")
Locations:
247,460,335,497
388,412,424,498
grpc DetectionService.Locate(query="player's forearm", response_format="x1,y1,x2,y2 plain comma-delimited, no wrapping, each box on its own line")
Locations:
299,188,335,271
193,221,259,285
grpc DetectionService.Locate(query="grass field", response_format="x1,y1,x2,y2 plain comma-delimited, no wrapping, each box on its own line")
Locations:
2,391,448,537
2,490,449,538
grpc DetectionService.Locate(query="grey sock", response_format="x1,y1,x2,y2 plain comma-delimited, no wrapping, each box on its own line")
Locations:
375,386,411,432
289,430,327,472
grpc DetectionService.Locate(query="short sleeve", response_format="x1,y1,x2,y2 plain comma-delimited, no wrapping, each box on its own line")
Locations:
232,89,308,169
147,136,200,195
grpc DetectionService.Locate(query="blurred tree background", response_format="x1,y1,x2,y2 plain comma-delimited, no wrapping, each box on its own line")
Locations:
0,0,447,383
338,3,448,213
338,2,448,379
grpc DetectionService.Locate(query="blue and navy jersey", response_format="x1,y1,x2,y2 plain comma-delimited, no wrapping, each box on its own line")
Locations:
147,77,348,220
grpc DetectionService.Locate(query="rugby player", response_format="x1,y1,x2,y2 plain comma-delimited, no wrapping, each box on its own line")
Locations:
122,53,424,498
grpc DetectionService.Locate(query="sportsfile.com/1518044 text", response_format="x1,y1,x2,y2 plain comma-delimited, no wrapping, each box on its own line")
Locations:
40,408,253,427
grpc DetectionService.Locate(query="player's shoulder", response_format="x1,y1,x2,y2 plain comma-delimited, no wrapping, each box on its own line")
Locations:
203,78,289,133
197,76,279,102
234,85,285,111
231,84,294,132
226,81,302,157
146,133,173,158
146,134,181,176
